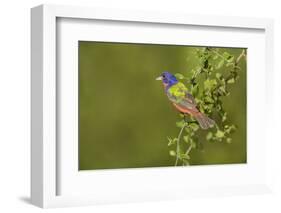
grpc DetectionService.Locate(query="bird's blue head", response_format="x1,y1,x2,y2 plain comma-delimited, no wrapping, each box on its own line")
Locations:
156,71,178,88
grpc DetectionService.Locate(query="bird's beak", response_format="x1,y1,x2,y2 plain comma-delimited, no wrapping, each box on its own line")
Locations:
156,76,163,81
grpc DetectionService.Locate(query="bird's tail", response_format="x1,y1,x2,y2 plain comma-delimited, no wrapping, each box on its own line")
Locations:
193,112,216,130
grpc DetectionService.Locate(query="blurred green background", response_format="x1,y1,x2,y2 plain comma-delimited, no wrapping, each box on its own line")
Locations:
79,41,246,170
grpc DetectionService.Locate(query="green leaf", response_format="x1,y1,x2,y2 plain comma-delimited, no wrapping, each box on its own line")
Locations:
199,105,205,113
189,123,199,131
191,141,196,148
176,120,185,128
215,130,225,138
218,85,226,95
222,112,227,122
191,84,199,96
204,96,214,103
180,153,190,160
216,73,222,80
227,78,235,84
226,62,234,67
206,132,213,140
204,79,217,91
216,104,222,111
195,98,201,104
184,126,191,134
225,125,237,134
223,52,230,59
216,59,224,69
175,73,185,80
169,150,176,156
226,56,234,63
183,135,189,143
222,52,234,62
226,138,232,144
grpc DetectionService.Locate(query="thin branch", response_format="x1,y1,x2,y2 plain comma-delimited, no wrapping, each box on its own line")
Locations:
185,143,193,156
209,48,246,67
191,68,201,80
235,49,246,64
174,123,186,166
208,48,227,61
211,49,246,91
225,49,246,82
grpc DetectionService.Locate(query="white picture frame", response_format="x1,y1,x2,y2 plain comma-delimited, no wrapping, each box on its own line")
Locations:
31,4,274,208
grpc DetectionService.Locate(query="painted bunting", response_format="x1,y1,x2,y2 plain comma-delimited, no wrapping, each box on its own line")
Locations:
156,71,215,129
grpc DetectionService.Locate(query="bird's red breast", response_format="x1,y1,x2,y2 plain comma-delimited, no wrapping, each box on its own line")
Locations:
172,103,199,115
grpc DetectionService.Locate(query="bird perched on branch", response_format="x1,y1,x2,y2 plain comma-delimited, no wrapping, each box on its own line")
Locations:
156,71,215,129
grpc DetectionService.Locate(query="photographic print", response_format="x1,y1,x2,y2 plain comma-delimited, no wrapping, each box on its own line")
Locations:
78,41,247,170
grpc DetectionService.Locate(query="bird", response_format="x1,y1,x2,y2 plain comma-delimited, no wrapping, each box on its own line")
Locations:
156,71,215,129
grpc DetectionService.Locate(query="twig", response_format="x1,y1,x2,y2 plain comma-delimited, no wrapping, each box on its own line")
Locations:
175,123,186,166
185,143,193,156
174,48,246,166
209,48,246,66
211,49,246,91
235,49,246,64
191,68,201,80
225,49,246,82
208,48,227,61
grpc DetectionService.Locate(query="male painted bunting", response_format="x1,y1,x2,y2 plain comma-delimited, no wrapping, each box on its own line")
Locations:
156,71,215,129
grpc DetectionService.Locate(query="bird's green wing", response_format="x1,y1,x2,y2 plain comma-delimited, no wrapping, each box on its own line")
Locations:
167,82,197,109
167,82,187,100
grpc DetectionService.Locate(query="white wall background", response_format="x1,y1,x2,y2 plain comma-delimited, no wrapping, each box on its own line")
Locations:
0,0,280,212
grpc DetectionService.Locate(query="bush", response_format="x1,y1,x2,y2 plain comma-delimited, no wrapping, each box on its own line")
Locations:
169,47,246,166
